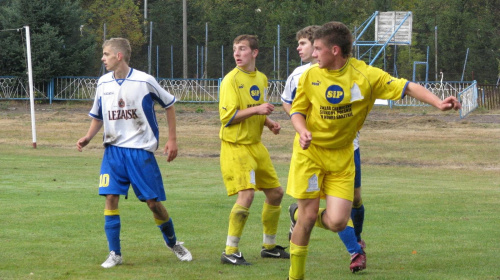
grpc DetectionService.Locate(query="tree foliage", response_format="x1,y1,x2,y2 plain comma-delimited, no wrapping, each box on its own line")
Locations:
84,0,145,74
1,0,498,83
0,0,95,82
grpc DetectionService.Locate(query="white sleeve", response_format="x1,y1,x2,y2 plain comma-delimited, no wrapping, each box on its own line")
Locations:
148,76,176,108
281,74,296,104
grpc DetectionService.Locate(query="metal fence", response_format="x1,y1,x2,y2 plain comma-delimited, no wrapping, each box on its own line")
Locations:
477,84,500,110
1,76,498,110
0,76,49,100
157,78,220,103
392,81,474,107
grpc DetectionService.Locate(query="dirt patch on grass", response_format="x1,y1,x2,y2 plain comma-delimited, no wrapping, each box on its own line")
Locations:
1,101,499,171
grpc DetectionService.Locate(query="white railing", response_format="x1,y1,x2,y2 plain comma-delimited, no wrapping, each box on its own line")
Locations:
394,81,474,106
52,76,98,100
157,78,220,103
0,76,476,107
0,76,48,99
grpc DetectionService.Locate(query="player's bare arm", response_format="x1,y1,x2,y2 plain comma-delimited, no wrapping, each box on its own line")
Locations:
76,118,103,152
163,106,178,162
282,102,292,116
405,82,462,111
230,103,275,124
265,117,281,135
290,113,312,150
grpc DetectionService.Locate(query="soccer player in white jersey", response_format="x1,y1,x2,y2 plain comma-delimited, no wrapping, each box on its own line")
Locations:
76,38,192,268
286,22,461,280
282,25,366,273
219,35,289,266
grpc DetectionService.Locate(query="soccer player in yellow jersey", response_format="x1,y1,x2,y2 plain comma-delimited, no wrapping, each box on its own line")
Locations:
219,34,290,265
283,25,367,273
287,22,461,280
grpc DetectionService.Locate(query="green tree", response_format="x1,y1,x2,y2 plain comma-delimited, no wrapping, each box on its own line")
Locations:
85,0,145,73
0,0,95,81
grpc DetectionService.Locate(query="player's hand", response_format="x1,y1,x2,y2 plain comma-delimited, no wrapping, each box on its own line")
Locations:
255,103,275,115
76,137,90,152
163,139,178,162
267,121,281,135
299,130,312,150
439,96,461,111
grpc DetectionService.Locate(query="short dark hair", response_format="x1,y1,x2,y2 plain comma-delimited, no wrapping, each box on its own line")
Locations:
233,34,259,50
314,21,353,58
296,25,321,43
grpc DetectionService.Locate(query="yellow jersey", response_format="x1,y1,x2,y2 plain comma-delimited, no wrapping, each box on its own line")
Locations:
290,58,409,149
219,67,268,144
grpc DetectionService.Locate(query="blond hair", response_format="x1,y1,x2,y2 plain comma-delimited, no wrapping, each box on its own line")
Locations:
102,38,132,63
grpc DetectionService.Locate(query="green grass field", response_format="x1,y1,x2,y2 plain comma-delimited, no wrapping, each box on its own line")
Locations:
0,102,499,279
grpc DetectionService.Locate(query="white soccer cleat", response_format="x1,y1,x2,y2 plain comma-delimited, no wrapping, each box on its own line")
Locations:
167,241,193,261
101,251,123,268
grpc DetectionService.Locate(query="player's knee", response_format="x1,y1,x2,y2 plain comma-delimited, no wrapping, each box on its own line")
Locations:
236,189,255,207
324,217,348,232
331,222,347,232
271,186,284,201
300,209,317,229
297,214,316,233
264,186,284,204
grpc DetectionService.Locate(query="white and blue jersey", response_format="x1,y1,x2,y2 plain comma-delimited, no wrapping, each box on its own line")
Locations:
281,63,312,105
90,68,176,153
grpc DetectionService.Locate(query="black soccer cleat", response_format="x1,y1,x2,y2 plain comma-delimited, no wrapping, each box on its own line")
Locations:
261,245,290,259
221,251,252,265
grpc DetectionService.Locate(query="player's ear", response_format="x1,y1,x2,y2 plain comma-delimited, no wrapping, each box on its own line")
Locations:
331,45,340,56
252,49,259,58
116,51,123,61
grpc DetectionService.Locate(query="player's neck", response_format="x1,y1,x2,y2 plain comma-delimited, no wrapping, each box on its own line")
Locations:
302,58,317,65
328,57,348,70
238,61,256,72
114,64,130,79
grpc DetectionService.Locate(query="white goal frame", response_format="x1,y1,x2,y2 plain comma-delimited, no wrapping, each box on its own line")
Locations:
458,81,478,119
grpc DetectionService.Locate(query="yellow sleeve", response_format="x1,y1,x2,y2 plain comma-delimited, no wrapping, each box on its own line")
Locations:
369,66,409,100
290,69,311,117
219,76,239,127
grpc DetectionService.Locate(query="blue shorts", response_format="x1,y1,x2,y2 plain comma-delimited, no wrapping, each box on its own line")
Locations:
354,148,361,189
98,145,166,201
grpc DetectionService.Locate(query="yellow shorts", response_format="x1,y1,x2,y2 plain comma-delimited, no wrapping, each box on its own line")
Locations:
220,140,280,196
286,138,354,201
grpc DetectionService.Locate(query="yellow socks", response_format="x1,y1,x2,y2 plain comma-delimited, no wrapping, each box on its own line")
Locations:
225,203,249,255
262,202,281,250
289,241,308,280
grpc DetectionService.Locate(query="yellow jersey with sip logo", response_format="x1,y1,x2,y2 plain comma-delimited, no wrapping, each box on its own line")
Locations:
291,57,409,149
219,67,268,144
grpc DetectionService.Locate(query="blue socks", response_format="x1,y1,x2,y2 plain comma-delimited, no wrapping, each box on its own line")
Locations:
158,218,177,248
104,215,121,255
351,205,365,242
338,226,363,255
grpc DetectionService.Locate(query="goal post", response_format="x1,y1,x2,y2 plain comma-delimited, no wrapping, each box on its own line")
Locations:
25,25,37,148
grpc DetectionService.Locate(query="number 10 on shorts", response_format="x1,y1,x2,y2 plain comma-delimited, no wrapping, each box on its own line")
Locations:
99,174,110,188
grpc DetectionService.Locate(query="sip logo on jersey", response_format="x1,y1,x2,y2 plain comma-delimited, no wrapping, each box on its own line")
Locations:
250,85,260,101
325,85,344,104
320,85,353,120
